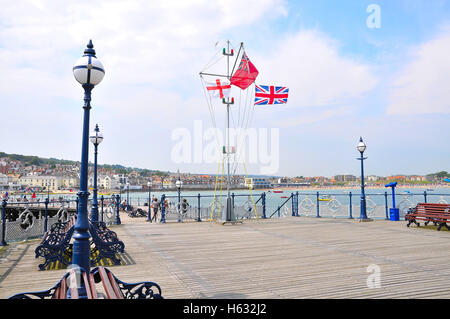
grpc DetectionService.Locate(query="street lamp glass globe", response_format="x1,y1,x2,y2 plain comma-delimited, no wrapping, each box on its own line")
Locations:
89,131,103,145
73,55,105,86
176,180,182,189
147,181,152,187
357,138,366,153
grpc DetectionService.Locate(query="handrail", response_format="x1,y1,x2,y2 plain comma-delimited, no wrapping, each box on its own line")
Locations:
269,194,293,218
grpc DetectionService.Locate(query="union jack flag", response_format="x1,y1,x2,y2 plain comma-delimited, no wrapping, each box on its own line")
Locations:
254,85,289,105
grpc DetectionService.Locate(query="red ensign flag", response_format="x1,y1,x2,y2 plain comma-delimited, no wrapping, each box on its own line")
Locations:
230,51,259,90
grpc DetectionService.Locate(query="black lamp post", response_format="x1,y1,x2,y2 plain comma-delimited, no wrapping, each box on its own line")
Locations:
119,182,123,205
147,180,152,222
357,137,368,220
126,181,130,211
176,173,183,223
71,40,105,298
89,124,103,223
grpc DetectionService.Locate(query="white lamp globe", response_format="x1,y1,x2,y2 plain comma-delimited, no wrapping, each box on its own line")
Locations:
357,137,367,153
176,180,183,189
147,181,152,187
73,40,105,86
89,127,103,145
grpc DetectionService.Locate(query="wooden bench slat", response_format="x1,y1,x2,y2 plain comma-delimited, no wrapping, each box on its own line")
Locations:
59,276,67,299
98,267,117,299
80,271,91,299
68,269,79,299
107,269,124,299
88,273,99,299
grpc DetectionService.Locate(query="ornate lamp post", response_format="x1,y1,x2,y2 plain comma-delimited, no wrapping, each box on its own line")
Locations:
119,182,123,204
71,40,105,293
357,137,368,220
126,181,130,212
176,174,183,223
115,194,121,225
89,124,103,223
147,180,152,222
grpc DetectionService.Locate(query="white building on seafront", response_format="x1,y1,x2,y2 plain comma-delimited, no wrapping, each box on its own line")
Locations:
244,177,272,189
88,175,123,190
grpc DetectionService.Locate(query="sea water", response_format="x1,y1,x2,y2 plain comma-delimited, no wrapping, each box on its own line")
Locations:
30,187,450,219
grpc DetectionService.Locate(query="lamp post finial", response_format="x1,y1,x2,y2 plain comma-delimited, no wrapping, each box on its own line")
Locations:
84,39,96,56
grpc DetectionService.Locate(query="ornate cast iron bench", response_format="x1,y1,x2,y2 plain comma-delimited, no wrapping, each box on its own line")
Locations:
35,216,77,270
406,203,450,231
8,266,163,299
89,222,125,266
127,208,147,218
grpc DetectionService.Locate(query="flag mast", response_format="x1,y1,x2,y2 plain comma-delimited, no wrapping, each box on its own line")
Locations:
199,40,245,224
223,40,235,223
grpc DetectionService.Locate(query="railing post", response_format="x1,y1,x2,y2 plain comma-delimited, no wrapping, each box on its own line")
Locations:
316,192,321,218
232,193,235,209
424,191,427,203
291,193,295,216
384,191,389,220
349,192,353,219
100,195,104,223
161,194,166,223
277,205,281,218
262,192,266,219
1,199,7,246
197,193,201,222
115,194,121,225
296,192,299,217
44,197,49,233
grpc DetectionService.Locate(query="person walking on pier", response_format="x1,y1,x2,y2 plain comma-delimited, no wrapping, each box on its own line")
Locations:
181,198,189,218
152,197,160,222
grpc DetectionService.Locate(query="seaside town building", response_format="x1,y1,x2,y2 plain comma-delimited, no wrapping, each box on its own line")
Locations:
244,177,271,189
333,175,357,182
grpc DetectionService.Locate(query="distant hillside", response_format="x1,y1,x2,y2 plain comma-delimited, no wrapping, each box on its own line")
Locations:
0,152,170,177
0,152,78,167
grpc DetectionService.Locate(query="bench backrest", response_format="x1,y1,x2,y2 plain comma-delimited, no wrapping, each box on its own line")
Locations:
52,269,97,299
415,203,450,215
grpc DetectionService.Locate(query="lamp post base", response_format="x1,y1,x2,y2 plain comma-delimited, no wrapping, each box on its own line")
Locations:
221,220,243,226
358,218,373,222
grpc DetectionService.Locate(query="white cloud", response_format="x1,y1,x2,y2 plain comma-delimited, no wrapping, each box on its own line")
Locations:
387,26,450,115
253,30,378,109
0,0,288,106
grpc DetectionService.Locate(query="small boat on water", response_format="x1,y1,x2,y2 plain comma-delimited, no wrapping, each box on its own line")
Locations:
273,190,283,193
280,196,288,199
427,189,434,191
318,195,331,202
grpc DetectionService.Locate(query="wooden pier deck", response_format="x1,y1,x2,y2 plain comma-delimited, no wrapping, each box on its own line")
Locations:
1,215,450,299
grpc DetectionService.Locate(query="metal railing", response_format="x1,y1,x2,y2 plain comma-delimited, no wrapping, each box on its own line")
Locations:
2,190,448,245
0,198,78,245
118,192,267,223
291,191,449,220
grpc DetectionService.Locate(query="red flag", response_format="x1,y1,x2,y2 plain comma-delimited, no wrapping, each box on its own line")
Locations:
230,51,259,90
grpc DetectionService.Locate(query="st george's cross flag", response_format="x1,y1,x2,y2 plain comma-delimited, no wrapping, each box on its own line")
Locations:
206,79,231,99
254,85,289,105
230,51,259,90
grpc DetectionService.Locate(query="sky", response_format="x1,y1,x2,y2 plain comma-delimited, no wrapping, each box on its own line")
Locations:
0,0,449,178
